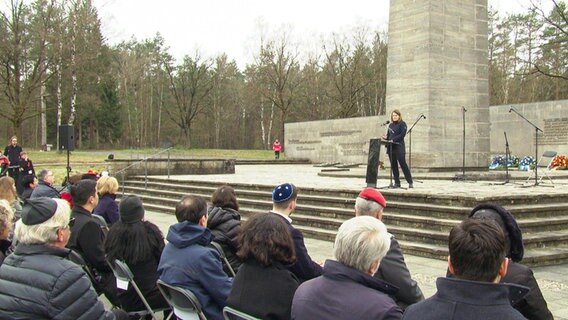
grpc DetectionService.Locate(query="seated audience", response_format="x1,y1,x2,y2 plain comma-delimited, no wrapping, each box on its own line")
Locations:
468,203,553,320
0,197,126,319
94,176,120,225
67,179,119,306
292,216,402,320
355,187,424,308
0,200,13,265
208,185,242,274
20,174,38,200
270,183,322,282
105,195,170,314
227,213,299,320
158,195,232,320
403,219,528,320
30,169,60,199
0,177,22,221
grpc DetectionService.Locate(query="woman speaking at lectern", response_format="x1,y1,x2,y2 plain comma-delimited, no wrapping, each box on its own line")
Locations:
383,110,413,188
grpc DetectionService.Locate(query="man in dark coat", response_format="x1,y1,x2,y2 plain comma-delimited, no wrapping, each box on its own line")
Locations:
158,195,232,320
270,183,322,282
66,179,119,306
403,219,528,320
292,216,402,320
355,187,424,309
3,136,22,182
0,197,126,320
30,169,61,199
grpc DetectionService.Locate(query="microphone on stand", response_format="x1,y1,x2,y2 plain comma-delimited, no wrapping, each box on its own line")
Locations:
421,114,426,119
509,107,514,113
462,106,467,112
380,120,390,126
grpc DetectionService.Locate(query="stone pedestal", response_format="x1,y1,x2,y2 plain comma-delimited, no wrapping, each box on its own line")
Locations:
386,0,490,169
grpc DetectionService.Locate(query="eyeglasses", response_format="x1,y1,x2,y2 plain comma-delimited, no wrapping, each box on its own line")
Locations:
68,218,76,228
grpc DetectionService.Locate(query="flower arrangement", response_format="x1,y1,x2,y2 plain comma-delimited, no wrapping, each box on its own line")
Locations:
489,155,520,170
551,155,568,170
519,156,536,171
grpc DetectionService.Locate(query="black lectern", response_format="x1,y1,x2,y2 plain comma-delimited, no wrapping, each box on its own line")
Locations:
365,139,396,188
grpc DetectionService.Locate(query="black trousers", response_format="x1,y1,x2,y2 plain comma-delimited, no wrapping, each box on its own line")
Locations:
388,146,413,185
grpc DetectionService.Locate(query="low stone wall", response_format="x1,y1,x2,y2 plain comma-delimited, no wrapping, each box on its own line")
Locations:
106,158,235,177
490,100,568,158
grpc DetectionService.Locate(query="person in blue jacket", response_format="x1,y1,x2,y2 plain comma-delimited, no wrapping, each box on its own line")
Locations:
384,110,413,188
158,195,232,320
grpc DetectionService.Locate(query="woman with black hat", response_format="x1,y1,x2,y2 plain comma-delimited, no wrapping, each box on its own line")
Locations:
104,195,170,315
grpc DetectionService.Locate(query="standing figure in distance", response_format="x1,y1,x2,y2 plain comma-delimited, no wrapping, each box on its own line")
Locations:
17,151,34,196
383,110,413,188
272,139,282,160
4,136,22,183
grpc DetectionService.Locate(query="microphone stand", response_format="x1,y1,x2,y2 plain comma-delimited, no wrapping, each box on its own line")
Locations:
493,131,512,185
453,106,470,182
407,114,426,171
509,107,542,186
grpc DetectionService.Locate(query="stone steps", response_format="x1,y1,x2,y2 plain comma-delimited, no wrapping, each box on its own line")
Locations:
120,177,568,267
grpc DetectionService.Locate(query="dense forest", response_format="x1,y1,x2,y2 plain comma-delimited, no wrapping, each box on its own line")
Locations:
1,0,567,150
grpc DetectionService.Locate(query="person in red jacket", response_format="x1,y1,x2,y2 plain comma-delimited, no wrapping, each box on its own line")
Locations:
272,139,282,160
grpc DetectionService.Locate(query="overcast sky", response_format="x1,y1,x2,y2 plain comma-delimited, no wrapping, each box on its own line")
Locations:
93,0,537,67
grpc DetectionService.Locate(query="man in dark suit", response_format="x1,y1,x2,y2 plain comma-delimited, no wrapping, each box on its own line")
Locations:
355,187,424,309
269,182,322,282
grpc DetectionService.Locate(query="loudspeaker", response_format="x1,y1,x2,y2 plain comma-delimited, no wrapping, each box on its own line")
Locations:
365,139,381,187
59,125,75,151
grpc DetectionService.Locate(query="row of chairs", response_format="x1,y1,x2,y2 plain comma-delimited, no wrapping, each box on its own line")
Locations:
69,241,249,320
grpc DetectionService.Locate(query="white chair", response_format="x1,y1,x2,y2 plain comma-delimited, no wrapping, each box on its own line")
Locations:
527,151,557,185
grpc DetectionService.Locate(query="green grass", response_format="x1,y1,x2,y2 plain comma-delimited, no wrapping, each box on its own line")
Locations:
26,148,283,185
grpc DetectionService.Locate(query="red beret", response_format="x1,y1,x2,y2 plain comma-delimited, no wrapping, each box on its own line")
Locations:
358,188,387,208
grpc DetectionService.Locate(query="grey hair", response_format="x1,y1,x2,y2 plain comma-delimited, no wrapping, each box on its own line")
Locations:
334,216,391,273
38,169,50,181
15,199,71,245
355,197,383,217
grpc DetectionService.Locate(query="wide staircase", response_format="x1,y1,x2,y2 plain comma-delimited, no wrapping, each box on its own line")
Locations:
120,176,568,267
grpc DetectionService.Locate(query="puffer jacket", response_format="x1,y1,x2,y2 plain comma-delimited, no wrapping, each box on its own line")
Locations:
0,243,115,320
207,206,242,274
158,221,232,320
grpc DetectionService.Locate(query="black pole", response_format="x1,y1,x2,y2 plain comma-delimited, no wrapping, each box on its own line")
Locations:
407,114,426,171
509,107,542,186
462,106,467,178
504,131,509,184
66,147,70,184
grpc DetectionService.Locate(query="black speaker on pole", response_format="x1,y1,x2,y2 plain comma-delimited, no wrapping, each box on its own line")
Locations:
59,125,75,151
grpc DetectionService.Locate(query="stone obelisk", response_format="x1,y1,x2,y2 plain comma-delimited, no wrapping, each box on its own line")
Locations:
386,0,490,169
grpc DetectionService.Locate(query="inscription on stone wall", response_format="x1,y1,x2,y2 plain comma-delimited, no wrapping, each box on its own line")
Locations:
339,142,367,156
320,130,362,137
540,118,568,145
288,139,322,144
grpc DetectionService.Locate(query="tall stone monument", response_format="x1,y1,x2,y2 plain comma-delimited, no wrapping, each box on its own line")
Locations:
386,0,490,169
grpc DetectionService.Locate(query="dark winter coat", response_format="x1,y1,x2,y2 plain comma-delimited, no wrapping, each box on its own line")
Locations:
0,243,115,320
3,145,22,166
271,212,322,282
30,180,61,199
402,277,528,320
18,158,34,176
291,259,402,320
386,120,407,152
107,222,169,312
0,239,11,266
158,221,232,320
228,260,299,320
94,193,119,225
67,205,118,306
503,261,553,320
375,236,424,309
207,206,242,274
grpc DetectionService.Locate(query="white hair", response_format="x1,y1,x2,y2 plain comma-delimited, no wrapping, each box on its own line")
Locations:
15,199,71,245
355,197,383,217
334,216,391,273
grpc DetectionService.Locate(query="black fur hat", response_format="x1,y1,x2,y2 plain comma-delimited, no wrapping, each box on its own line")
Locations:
469,203,524,262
